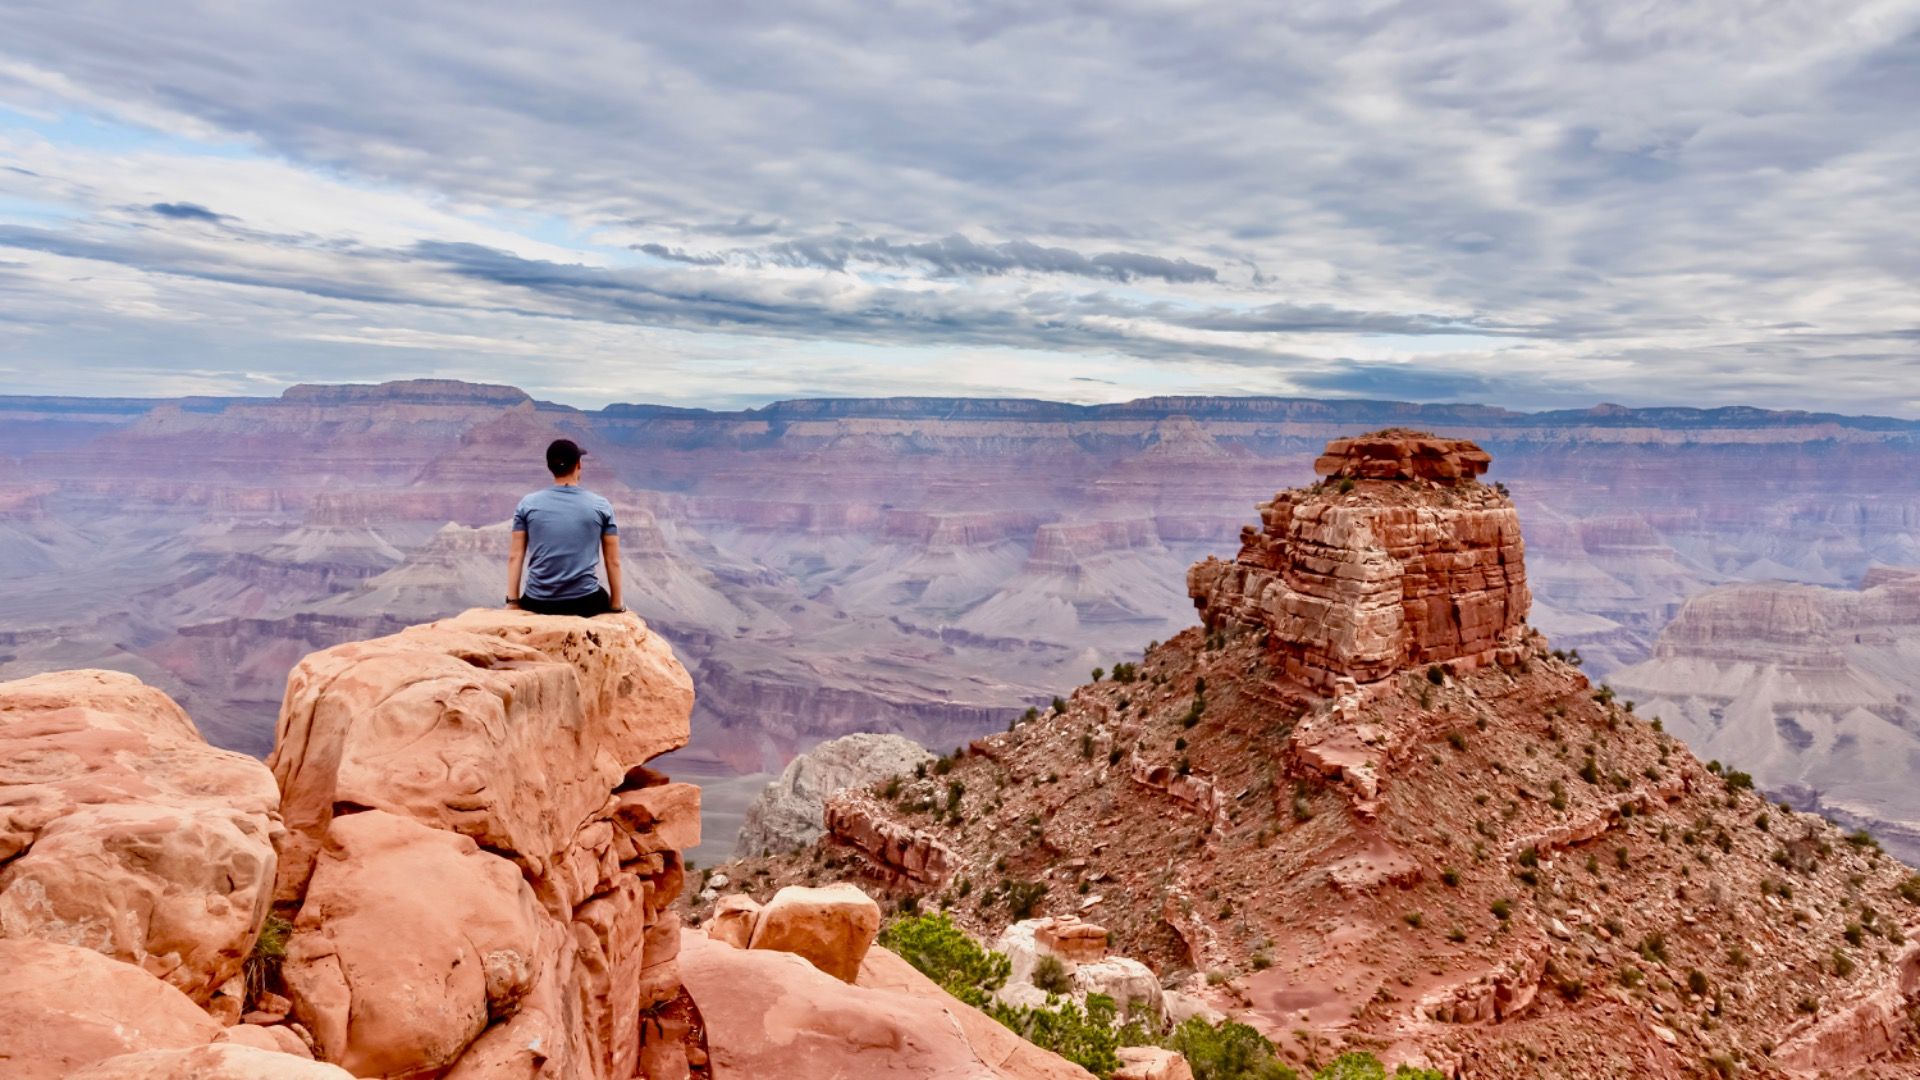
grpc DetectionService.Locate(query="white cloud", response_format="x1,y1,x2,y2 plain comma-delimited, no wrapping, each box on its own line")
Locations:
0,0,1916,411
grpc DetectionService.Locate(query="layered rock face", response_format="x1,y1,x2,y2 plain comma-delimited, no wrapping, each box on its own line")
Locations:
1189,432,1529,689
1610,566,1920,863
0,670,281,1010
266,609,705,1079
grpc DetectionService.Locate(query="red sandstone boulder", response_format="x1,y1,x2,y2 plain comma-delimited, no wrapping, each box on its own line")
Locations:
1114,1047,1195,1080
66,1044,355,1079
269,608,692,902
682,930,1093,1079
0,670,281,1006
0,938,222,1080
281,809,549,1076
1034,915,1109,961
747,882,882,983
705,892,762,948
268,610,703,1080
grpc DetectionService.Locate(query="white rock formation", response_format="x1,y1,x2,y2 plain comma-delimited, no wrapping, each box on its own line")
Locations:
735,733,932,856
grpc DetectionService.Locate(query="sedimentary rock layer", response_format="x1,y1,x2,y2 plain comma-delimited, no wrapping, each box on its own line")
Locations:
1190,432,1529,688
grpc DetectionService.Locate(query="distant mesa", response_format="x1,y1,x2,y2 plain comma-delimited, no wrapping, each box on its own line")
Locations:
1191,431,1527,689
278,378,533,406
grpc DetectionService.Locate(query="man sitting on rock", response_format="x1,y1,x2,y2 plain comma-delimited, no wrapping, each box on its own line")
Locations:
506,438,625,616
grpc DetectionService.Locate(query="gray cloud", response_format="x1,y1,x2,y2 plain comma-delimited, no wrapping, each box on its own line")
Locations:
148,202,224,223
763,234,1219,283
0,1,1916,411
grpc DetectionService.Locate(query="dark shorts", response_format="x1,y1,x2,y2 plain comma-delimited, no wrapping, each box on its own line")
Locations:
516,588,616,617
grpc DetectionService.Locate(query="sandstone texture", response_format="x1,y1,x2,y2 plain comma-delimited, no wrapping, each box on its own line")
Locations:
734,732,933,856
266,608,706,1079
0,937,223,1080
1113,1047,1195,1080
66,1044,357,1079
0,669,281,1005
1190,431,1528,689
746,881,882,983
823,788,959,884
680,929,1094,1079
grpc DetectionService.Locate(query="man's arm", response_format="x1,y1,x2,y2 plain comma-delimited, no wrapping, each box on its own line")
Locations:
506,530,527,607
602,533,623,611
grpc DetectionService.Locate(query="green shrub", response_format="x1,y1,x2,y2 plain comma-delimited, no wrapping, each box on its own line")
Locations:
989,993,1139,1076
1166,1017,1297,1080
878,913,1010,1009
245,912,293,1002
1006,879,1048,920
1889,864,1920,899
1312,1053,1445,1080
1033,953,1073,995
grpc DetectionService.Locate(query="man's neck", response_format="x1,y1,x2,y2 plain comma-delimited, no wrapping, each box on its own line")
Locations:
554,475,581,487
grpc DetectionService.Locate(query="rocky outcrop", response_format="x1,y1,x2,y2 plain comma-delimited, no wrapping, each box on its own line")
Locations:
265,609,705,1079
994,918,1163,1021
1189,431,1529,689
0,670,281,1009
745,883,882,983
680,929,1095,1079
735,732,933,857
0,938,224,1080
1312,431,1491,483
1113,1047,1195,1080
823,790,958,885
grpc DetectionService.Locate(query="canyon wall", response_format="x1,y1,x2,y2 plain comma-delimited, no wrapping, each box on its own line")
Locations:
1610,567,1920,863
4,380,1920,843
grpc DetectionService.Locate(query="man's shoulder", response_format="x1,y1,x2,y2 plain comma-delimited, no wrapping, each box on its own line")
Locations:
583,489,616,511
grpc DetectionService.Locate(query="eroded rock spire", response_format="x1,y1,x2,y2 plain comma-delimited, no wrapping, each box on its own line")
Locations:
1188,431,1529,690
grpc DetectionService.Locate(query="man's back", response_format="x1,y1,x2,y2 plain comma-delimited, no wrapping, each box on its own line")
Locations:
512,485,617,600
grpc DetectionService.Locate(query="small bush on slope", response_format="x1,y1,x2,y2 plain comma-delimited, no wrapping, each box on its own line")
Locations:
1313,1053,1445,1080
1168,1017,1297,1079
990,992,1154,1077
878,912,1010,1009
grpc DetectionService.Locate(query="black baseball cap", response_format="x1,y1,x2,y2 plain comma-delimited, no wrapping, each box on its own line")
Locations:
546,438,587,475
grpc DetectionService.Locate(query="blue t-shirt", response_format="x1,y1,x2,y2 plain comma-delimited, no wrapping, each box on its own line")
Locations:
512,486,618,600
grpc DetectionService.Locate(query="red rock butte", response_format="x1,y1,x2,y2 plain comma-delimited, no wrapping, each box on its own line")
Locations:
1189,431,1528,689
1311,430,1493,484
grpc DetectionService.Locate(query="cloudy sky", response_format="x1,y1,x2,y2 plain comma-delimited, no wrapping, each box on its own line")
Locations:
1,2,1917,412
